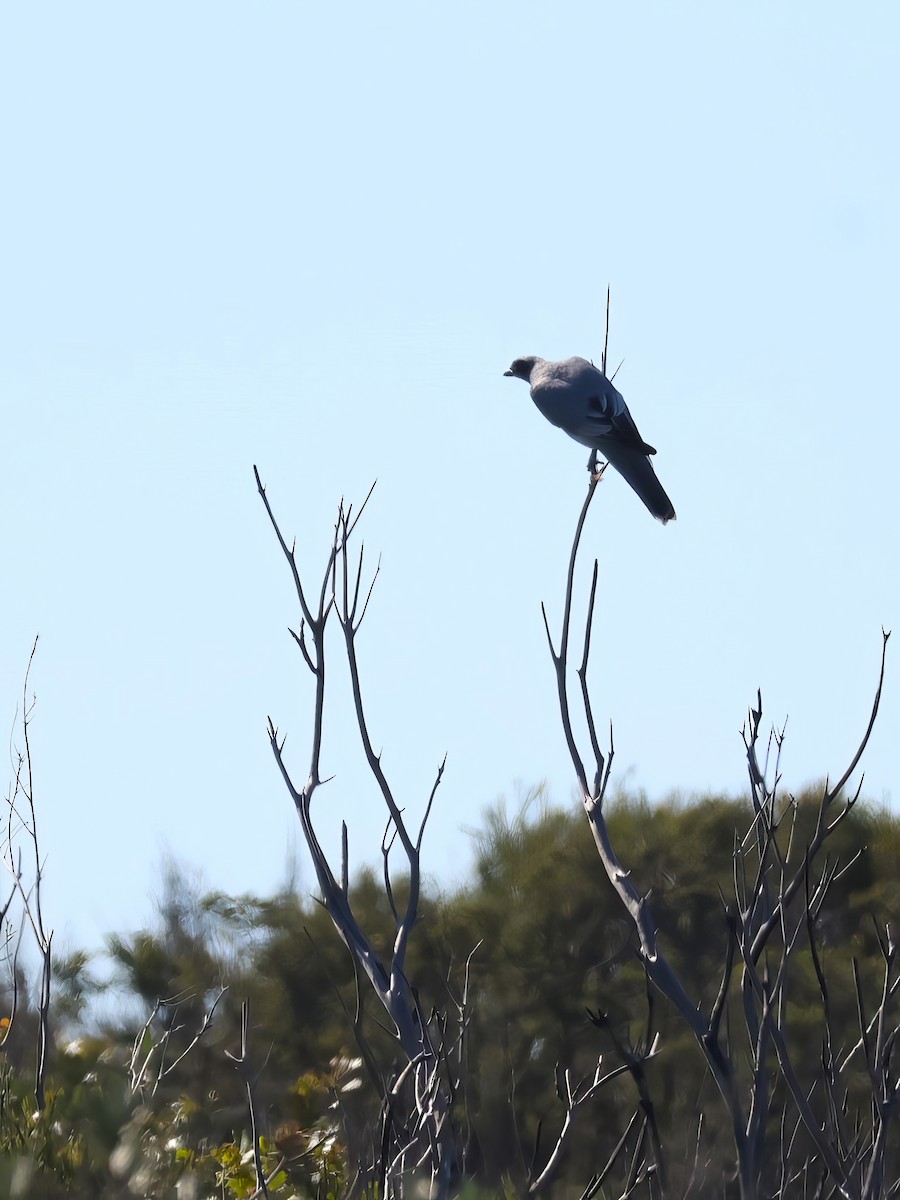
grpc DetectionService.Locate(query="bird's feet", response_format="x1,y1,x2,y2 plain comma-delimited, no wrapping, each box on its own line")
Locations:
586,450,608,483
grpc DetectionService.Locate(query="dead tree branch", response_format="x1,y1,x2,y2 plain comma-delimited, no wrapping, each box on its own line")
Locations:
3,636,53,1111
128,985,228,1097
543,481,889,1199
225,999,268,1198
256,468,454,1199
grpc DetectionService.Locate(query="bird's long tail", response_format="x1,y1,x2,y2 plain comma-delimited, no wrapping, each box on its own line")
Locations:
601,445,677,524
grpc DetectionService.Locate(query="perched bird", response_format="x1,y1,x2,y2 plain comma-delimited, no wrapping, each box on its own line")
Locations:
504,355,676,524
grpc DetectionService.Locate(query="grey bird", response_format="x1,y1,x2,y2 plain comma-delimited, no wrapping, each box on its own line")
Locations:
504,355,676,524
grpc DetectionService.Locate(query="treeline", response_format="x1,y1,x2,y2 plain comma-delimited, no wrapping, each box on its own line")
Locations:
1,786,899,1197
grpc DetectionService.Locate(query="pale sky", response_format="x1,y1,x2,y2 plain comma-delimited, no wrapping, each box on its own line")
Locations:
2,3,898,955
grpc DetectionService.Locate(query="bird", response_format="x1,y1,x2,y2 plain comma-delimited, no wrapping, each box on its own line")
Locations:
504,355,676,524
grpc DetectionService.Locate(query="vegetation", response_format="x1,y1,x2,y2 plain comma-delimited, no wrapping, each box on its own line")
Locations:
2,472,896,1198
0,788,897,1198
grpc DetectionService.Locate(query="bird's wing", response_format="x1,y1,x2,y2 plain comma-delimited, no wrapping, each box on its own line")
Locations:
582,384,657,456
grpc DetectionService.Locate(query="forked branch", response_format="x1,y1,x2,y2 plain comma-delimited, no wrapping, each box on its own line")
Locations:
3,636,53,1110
256,468,454,1198
544,482,890,1199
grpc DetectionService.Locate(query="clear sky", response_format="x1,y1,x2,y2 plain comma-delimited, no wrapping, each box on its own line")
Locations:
2,3,898,956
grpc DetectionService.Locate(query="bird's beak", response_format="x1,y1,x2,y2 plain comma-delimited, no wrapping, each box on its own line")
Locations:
503,369,514,377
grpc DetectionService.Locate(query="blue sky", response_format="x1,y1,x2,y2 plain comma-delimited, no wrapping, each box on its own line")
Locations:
2,3,898,955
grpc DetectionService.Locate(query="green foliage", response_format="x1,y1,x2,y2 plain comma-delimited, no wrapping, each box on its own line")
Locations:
0,1069,84,1192
0,787,898,1197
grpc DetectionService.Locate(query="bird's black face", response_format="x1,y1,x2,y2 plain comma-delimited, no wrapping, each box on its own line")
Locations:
503,357,535,381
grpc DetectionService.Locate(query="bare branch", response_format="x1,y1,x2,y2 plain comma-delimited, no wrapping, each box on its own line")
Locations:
528,1055,636,1194
159,986,227,1084
576,559,607,798
579,1110,642,1200
258,474,455,1194
601,285,610,378
544,480,600,797
540,476,894,1197
2,637,54,1110
225,1000,268,1197
417,755,447,853
254,465,318,631
709,906,738,1044
826,629,890,803
289,622,316,674
356,554,382,631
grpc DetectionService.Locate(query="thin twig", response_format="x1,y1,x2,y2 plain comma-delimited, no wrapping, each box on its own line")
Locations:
225,1000,268,1198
